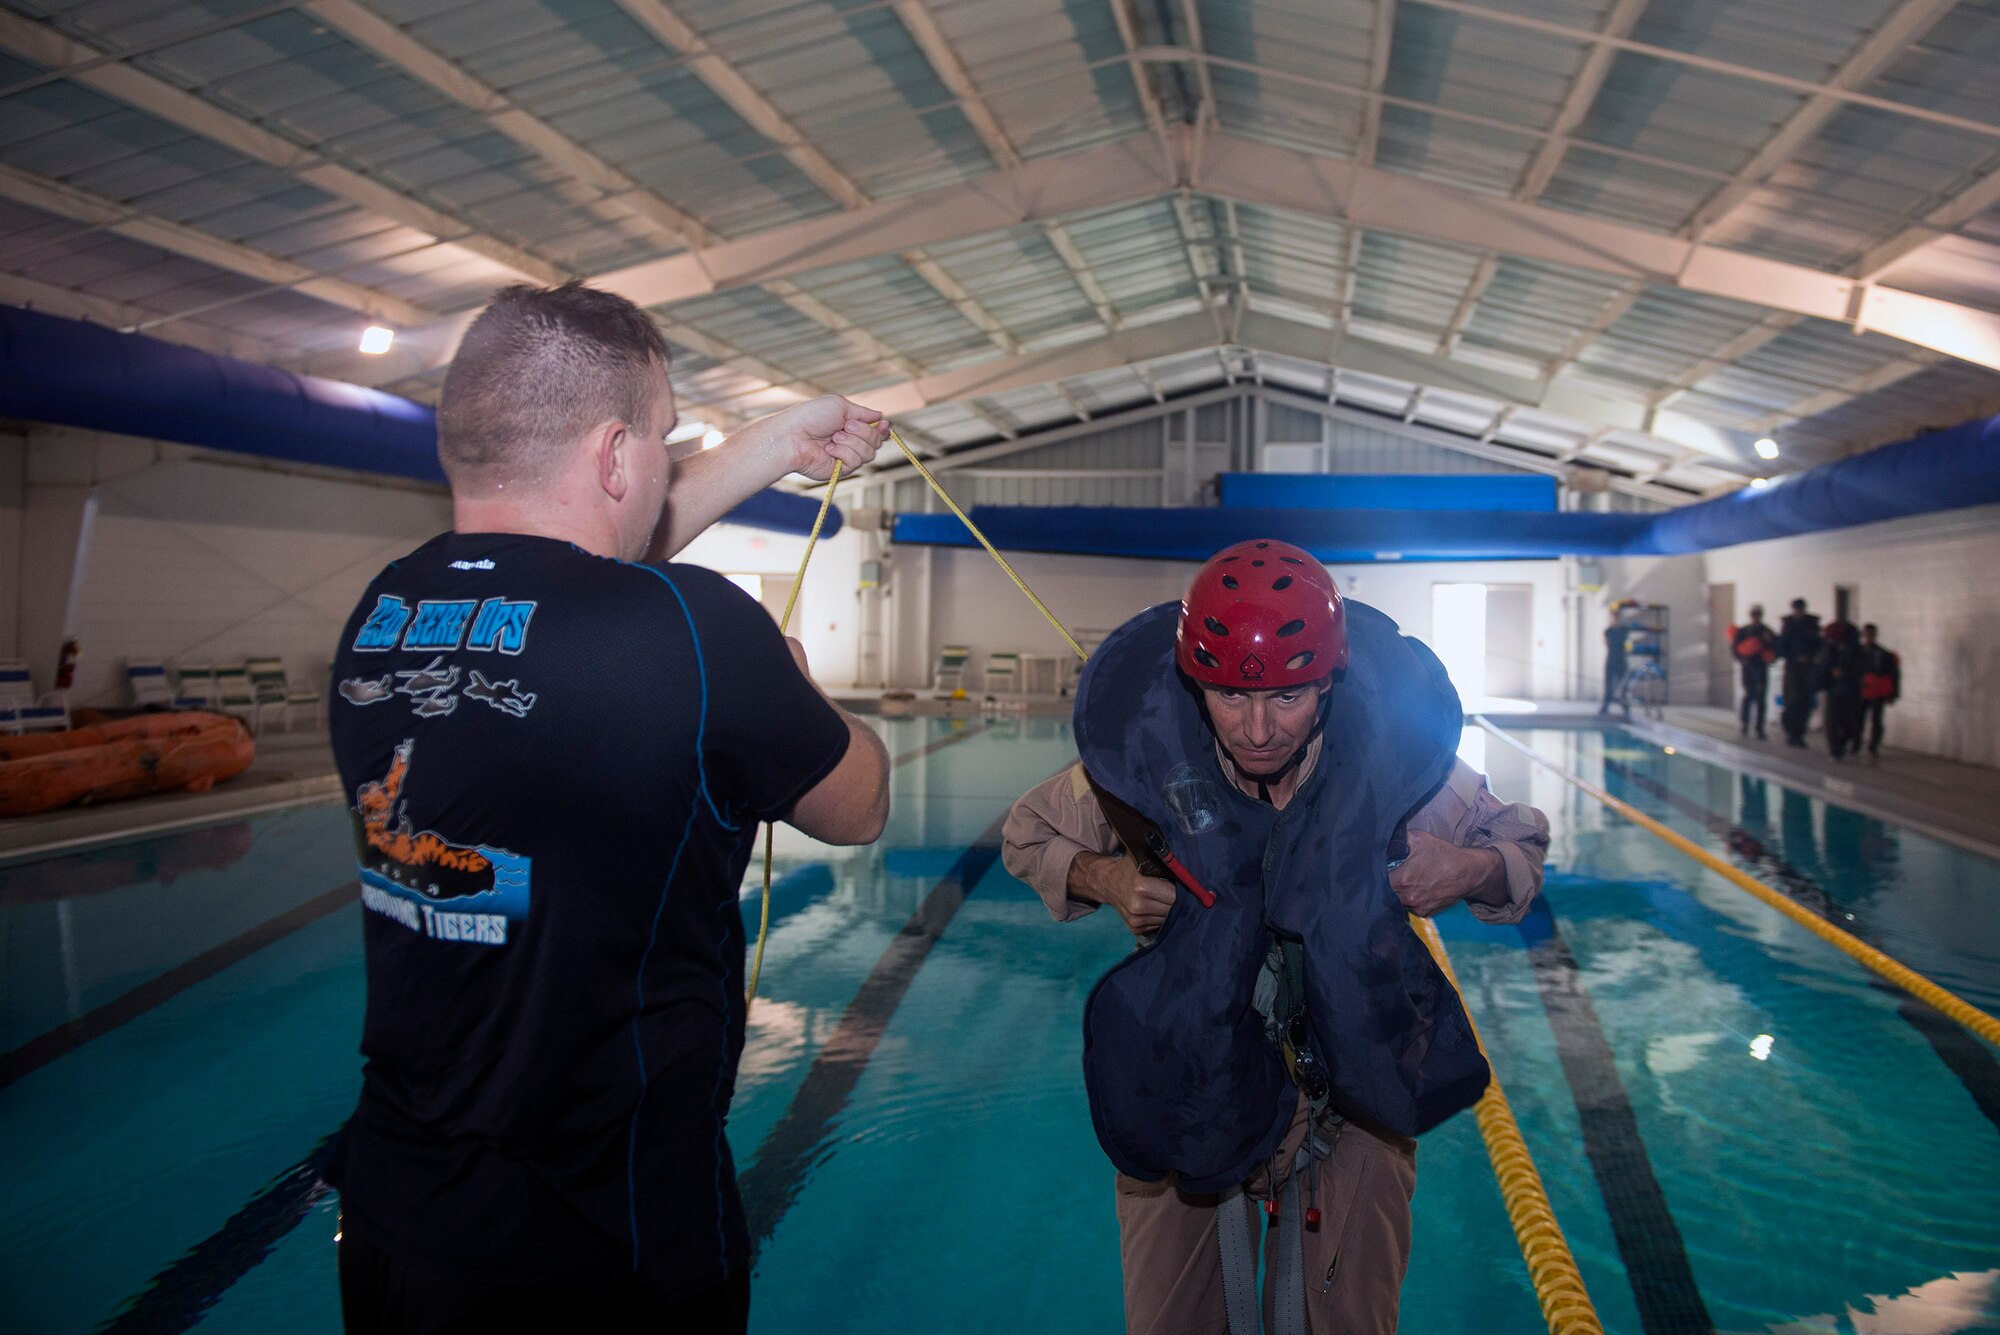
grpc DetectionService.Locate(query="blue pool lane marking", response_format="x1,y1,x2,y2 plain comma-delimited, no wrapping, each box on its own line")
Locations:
0,880,359,1089
1604,759,2000,1136
1516,896,1717,1335
736,806,1011,1262
95,1133,340,1334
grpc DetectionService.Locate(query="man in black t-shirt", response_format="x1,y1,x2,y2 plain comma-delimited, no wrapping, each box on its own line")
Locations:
327,283,891,1334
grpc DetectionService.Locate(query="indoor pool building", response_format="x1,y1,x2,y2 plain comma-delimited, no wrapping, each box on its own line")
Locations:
2,2,1999,1332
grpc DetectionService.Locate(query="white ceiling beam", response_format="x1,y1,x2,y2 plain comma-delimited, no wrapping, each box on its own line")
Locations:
580,128,2000,370
0,271,304,363
1175,0,1220,135
611,0,1014,357
1748,353,1941,432
305,0,919,387
1405,0,2000,144
1685,0,1962,240
1541,282,1643,381
1512,0,1649,202
1135,45,1735,185
1856,165,2000,279
0,8,562,286
1646,315,1803,408
860,384,1252,487
1189,132,2000,370
1109,0,1180,164
303,0,709,244
889,0,1119,333
610,0,864,211
0,159,436,328
1358,0,1396,168
1437,253,1498,355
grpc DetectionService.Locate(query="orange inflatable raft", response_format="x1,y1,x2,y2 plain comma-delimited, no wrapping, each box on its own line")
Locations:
0,711,255,817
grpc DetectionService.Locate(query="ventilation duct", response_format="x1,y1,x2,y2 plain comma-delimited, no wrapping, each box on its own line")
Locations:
0,306,836,538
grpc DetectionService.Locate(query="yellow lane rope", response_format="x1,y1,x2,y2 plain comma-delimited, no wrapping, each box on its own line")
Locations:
1413,914,1606,1335
747,460,842,1005
887,429,1090,663
1475,716,2000,1050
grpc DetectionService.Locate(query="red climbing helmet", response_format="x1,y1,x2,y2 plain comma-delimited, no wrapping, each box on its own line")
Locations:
1176,539,1348,690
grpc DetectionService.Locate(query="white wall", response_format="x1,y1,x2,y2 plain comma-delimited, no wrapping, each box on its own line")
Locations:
1700,504,2000,768
16,430,454,710
908,545,1573,700
675,519,866,688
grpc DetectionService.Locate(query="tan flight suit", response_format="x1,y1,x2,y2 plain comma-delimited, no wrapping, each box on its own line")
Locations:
1003,751,1549,1335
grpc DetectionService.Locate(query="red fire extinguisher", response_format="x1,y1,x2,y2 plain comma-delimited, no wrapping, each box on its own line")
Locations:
54,637,80,691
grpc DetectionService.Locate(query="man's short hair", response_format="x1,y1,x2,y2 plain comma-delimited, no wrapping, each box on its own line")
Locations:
438,282,671,484
1791,598,1808,610
1863,622,1877,634
1749,604,1763,616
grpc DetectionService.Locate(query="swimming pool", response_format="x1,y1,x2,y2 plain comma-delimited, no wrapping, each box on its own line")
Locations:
2,719,1996,1333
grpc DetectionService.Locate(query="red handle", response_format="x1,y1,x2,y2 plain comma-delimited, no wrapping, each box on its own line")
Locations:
1158,848,1217,909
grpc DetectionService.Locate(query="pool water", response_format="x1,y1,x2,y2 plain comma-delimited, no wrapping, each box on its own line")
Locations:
2,719,1996,1333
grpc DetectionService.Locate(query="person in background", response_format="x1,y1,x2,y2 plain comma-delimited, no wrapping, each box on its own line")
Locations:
1775,598,1822,747
1598,606,1628,716
1858,623,1902,760
1732,604,1778,739
1816,617,1865,759
325,282,893,1335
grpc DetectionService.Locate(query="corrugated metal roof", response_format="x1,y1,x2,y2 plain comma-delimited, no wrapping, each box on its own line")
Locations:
0,0,1995,501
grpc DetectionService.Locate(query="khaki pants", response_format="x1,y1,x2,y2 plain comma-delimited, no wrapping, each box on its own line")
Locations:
1114,1096,1417,1335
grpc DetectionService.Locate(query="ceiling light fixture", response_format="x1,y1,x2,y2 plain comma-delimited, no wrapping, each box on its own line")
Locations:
1753,437,1779,460
359,325,395,355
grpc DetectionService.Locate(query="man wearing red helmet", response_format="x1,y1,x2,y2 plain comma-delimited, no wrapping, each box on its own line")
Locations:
1003,540,1548,1335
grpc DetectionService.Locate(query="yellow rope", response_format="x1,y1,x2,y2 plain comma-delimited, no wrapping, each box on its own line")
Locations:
747,461,842,1006
1413,915,1606,1335
1475,716,2000,1050
888,429,1090,663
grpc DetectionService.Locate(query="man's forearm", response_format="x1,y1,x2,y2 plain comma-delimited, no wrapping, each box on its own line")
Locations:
649,427,786,561
1066,850,1125,908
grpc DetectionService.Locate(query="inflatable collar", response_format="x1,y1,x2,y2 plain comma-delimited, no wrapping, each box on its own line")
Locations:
1075,600,1489,1189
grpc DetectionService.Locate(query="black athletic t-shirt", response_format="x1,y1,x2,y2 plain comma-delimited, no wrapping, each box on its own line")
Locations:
323,532,850,1301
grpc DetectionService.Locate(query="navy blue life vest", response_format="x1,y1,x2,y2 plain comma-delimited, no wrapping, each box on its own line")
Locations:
1075,599,1488,1190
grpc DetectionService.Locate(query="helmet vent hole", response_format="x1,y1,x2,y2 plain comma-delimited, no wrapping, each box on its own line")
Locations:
1286,651,1315,672
1280,556,1304,564
1203,616,1229,636
1221,574,1239,590
1194,647,1221,668
1251,559,1265,567
1255,541,1268,548
1272,575,1294,591
1277,618,1307,637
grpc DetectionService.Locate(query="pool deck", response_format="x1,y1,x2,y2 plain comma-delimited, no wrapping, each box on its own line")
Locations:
1627,705,2000,861
5,700,1998,866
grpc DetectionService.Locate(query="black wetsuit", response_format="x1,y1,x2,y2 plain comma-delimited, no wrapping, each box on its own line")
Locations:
1600,624,1628,713
1733,621,1776,736
1817,622,1864,757
326,533,850,1333
1775,610,1821,744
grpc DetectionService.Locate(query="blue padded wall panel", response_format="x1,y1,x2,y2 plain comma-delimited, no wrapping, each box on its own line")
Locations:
1218,472,1558,512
